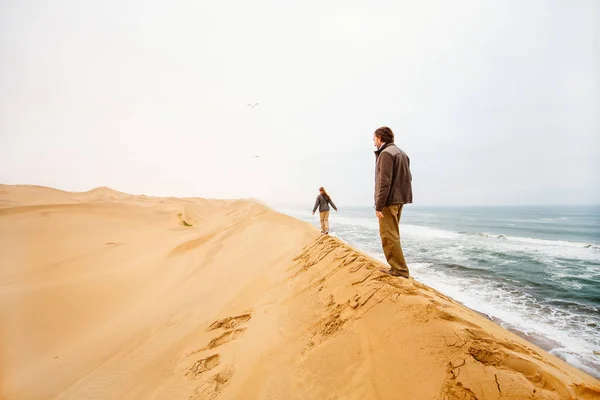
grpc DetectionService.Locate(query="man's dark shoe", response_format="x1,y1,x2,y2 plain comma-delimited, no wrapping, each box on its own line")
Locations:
379,268,409,279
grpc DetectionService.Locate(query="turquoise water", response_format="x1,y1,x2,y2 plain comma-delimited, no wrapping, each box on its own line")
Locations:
277,205,600,379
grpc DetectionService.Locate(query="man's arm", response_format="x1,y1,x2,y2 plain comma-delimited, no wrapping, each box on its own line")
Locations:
312,195,320,213
329,199,338,211
375,152,393,212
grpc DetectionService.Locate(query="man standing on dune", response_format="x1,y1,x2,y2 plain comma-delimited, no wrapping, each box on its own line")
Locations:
373,126,413,278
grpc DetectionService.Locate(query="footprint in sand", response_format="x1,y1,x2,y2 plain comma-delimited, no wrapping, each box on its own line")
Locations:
190,367,235,400
204,328,247,350
207,313,252,331
203,312,252,350
185,354,221,379
186,313,252,398
184,313,253,369
187,312,253,356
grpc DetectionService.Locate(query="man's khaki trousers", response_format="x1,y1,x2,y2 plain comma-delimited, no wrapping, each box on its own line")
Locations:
319,211,329,232
378,204,409,277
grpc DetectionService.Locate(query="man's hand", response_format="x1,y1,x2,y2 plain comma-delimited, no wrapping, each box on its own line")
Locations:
376,211,384,219
312,212,315,216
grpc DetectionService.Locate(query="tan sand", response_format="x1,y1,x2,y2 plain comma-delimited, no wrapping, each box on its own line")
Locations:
1,184,599,400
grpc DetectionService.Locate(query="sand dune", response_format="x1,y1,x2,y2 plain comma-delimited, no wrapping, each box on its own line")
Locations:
1,185,599,400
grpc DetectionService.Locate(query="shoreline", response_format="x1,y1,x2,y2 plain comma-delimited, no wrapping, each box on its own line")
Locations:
321,221,600,380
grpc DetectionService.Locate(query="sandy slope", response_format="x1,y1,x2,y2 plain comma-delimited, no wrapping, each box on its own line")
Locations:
1,184,599,400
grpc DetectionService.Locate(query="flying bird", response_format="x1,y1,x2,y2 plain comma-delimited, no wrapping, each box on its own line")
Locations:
247,103,259,108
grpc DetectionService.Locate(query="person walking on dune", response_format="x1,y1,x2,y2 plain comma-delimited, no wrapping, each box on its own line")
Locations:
373,126,413,278
312,187,338,234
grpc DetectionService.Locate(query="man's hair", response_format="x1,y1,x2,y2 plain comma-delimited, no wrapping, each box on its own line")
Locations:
319,187,332,202
374,126,394,144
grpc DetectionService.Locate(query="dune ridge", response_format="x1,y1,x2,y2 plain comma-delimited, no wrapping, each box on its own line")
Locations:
0,184,598,399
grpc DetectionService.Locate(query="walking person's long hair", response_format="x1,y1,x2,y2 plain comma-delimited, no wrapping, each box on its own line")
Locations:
319,187,332,203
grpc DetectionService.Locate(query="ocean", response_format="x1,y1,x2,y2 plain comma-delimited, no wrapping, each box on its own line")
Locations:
276,204,600,379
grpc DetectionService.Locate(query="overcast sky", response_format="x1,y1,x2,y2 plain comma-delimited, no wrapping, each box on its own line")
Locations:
1,0,598,206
